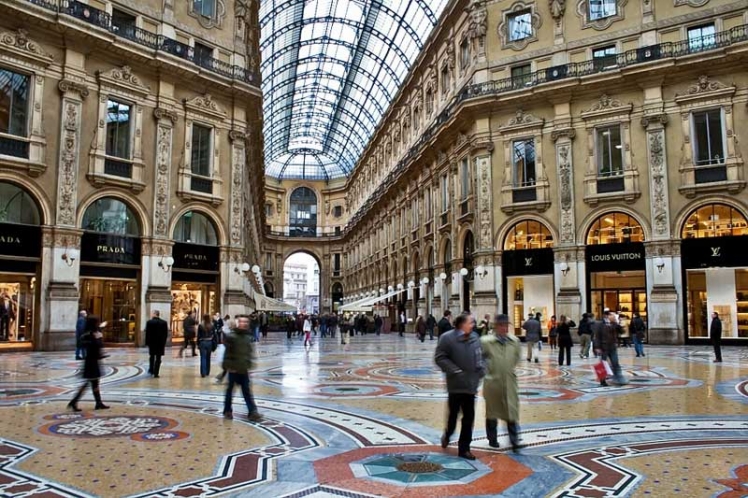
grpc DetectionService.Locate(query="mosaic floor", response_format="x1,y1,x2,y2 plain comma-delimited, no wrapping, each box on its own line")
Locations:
0,335,746,498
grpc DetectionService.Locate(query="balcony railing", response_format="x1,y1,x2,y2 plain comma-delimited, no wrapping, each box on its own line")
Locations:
104,158,133,178
694,164,727,184
17,0,257,85
266,227,341,239
0,135,29,159
597,173,625,193
190,176,213,194
511,185,537,204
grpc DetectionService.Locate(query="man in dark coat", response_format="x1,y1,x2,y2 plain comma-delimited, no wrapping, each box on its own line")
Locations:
437,310,453,337
145,310,168,378
75,310,87,360
426,313,437,340
710,311,722,363
181,311,197,357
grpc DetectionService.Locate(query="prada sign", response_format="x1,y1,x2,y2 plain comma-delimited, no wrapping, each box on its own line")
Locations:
502,248,554,276
681,235,748,269
586,242,645,272
81,233,141,266
172,242,219,272
0,223,41,259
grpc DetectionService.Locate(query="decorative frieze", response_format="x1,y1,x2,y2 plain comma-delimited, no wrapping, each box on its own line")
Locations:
229,131,247,247
55,96,83,226
153,114,175,238
641,113,671,240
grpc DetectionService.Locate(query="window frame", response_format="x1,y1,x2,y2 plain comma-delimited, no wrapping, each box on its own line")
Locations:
104,98,133,160
595,124,624,177
687,23,716,52
691,108,725,168
507,10,533,41
440,174,449,213
511,64,532,88
511,138,536,187
588,0,617,21
460,157,471,200
592,44,618,70
190,122,214,178
0,66,31,138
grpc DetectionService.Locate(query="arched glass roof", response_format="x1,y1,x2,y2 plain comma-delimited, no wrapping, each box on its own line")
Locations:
260,0,448,181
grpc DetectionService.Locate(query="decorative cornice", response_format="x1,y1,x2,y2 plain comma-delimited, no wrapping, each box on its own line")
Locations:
96,65,150,96
0,29,53,65
581,94,632,120
58,79,89,99
686,74,729,95
153,107,179,124
500,109,544,132
188,0,226,29
640,113,669,128
551,128,576,142
183,93,227,119
229,129,247,143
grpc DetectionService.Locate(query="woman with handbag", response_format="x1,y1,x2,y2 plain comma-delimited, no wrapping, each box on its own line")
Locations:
198,314,216,378
68,316,109,411
556,315,576,366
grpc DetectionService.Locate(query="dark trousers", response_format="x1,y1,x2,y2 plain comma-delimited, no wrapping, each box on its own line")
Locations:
181,337,196,356
199,342,212,377
558,345,571,366
70,378,102,406
224,372,257,415
445,393,476,454
712,337,722,362
486,418,519,447
149,354,162,376
0,315,9,340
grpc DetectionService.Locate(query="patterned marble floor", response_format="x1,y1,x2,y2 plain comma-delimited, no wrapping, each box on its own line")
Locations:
0,334,746,498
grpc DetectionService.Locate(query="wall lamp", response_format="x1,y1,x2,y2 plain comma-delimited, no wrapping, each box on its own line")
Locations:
474,265,488,279
397,283,404,290
379,288,385,294
407,280,415,288
421,277,430,285
388,285,394,292
251,264,261,275
459,268,469,277
654,257,665,274
235,262,251,274
61,248,79,267
158,255,175,273
439,272,448,281
560,262,570,276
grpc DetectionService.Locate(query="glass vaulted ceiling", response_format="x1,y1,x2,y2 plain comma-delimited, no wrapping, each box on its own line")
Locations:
260,0,448,181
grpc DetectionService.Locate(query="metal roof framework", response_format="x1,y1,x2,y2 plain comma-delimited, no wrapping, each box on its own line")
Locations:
260,0,448,180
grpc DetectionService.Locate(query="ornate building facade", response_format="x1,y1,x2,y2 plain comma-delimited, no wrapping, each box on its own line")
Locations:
0,0,264,350
266,0,748,344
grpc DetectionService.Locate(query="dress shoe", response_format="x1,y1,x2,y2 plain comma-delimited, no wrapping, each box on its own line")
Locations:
488,440,500,448
67,402,81,412
248,411,263,422
94,404,110,410
223,411,233,420
458,451,477,461
512,445,521,454
441,434,449,449
534,358,539,363
600,380,608,387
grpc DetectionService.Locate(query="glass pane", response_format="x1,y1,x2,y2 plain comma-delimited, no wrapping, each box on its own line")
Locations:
105,100,131,159
0,68,30,136
513,140,535,186
82,198,139,235
174,211,218,245
0,182,40,225
589,0,616,20
508,11,532,41
191,124,212,176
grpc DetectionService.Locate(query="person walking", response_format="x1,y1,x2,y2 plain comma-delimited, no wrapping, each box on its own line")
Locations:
434,313,485,460
374,314,383,336
181,311,197,357
198,314,216,378
75,310,87,360
399,311,406,337
426,313,436,340
223,315,261,421
286,315,295,342
145,310,168,378
547,315,558,351
710,311,722,363
481,314,521,453
477,314,491,336
578,313,593,359
556,315,576,366
593,310,628,386
416,314,427,342
522,314,541,363
303,315,313,347
329,313,338,338
68,315,109,411
437,310,453,337
631,312,647,358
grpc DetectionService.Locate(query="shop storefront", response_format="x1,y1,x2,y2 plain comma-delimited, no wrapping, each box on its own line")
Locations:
78,198,142,344
170,211,220,339
501,220,554,336
681,203,748,342
0,182,42,347
585,212,647,333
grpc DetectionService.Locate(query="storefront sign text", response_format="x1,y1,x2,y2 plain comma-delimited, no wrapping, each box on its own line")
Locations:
172,242,219,272
586,243,646,272
81,233,140,266
681,235,748,269
0,223,42,259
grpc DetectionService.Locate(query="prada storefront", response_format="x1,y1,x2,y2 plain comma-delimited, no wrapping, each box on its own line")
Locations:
585,212,647,334
170,211,220,339
502,220,555,337
78,198,141,344
0,182,41,346
681,203,748,342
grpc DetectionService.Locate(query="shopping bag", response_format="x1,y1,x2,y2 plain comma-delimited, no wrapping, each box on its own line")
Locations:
214,343,226,364
593,360,611,382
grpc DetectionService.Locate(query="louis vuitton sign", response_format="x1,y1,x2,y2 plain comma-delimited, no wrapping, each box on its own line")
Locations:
81,233,140,266
586,243,645,272
502,248,554,276
172,242,219,272
681,235,748,269
0,223,41,259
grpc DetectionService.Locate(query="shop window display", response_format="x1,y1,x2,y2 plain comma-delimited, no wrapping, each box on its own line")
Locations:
586,212,644,245
78,280,137,343
503,220,553,250
0,280,34,342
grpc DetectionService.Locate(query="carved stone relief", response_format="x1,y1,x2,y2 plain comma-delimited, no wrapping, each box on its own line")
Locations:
0,28,53,64
230,139,246,246
498,1,542,51
646,129,670,238
56,97,83,226
557,142,575,244
153,123,173,238
476,155,493,249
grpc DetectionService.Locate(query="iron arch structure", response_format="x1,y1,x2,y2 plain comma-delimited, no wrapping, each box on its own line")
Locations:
260,0,448,180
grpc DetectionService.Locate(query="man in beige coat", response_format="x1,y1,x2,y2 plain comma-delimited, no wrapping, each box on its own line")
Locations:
481,314,522,452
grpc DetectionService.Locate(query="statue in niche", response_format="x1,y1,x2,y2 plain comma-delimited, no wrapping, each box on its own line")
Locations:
549,0,566,22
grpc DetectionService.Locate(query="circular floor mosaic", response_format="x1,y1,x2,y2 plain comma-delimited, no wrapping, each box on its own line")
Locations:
39,414,187,442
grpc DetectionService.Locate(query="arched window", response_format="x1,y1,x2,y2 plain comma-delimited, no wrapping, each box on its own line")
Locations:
82,198,139,236
504,220,553,250
289,187,317,237
681,203,748,239
0,182,40,225
586,212,644,245
174,211,218,245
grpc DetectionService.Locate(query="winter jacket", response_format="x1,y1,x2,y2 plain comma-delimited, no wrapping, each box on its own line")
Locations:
434,329,485,394
437,317,452,337
223,327,255,372
522,319,541,342
556,320,577,348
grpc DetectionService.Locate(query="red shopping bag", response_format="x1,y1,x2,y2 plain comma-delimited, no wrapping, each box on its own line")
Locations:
593,360,612,381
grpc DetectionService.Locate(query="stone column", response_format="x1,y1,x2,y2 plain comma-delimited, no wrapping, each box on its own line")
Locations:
551,119,583,323
642,109,681,343
44,74,89,351
224,129,249,315
142,238,174,346
223,247,248,318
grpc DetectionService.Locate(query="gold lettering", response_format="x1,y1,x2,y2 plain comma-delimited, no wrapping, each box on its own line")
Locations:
97,245,126,254
0,235,22,244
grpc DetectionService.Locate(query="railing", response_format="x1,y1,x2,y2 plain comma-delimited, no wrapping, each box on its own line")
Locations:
511,186,537,204
694,165,727,184
15,0,256,85
0,135,29,159
104,158,132,178
266,228,341,239
190,176,213,194
597,176,625,193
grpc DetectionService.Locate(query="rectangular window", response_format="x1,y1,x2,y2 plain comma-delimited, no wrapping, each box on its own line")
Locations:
596,125,624,176
334,254,341,271
0,68,30,136
441,174,448,212
692,109,724,166
194,41,213,68
592,45,617,71
193,0,215,17
333,205,342,217
460,39,471,71
512,139,536,187
588,0,617,20
688,24,716,52
441,67,451,95
105,99,131,159
426,90,434,115
111,9,136,37
425,188,432,219
460,158,470,200
191,124,212,177
508,10,533,41
412,198,419,225
511,64,532,88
